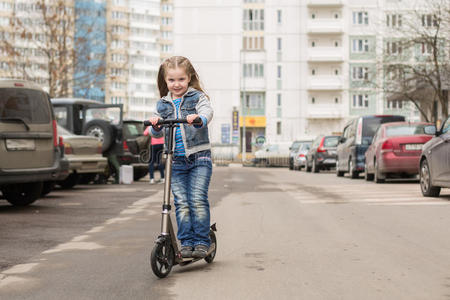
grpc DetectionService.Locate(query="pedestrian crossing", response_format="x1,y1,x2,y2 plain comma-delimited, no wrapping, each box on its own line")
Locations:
284,183,450,206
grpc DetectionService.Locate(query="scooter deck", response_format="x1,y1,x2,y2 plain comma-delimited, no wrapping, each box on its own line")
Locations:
177,242,216,265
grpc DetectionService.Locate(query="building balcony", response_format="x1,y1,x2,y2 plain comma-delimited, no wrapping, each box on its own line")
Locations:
306,104,345,119
307,76,344,90
307,47,344,62
243,77,266,91
307,19,343,34
307,0,343,7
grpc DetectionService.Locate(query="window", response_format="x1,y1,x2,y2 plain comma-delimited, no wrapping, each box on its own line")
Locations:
352,39,369,53
311,41,316,47
277,121,282,135
352,94,369,108
334,41,339,47
243,9,265,30
353,11,368,25
352,66,369,80
386,41,402,55
335,69,339,75
421,42,432,55
311,97,315,104
277,65,282,79
243,64,264,78
277,9,282,24
277,94,281,106
311,69,316,75
243,93,264,110
387,100,404,109
243,36,264,50
335,97,339,103
422,14,437,27
386,14,402,27
277,38,282,51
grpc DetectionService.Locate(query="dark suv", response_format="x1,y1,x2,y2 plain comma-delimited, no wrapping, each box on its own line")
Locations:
305,135,340,173
0,80,68,206
50,98,148,182
336,115,405,178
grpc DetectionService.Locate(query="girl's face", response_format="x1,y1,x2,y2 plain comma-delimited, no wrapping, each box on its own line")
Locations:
165,67,190,99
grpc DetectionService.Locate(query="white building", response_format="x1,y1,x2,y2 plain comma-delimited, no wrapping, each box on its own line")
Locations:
173,0,425,157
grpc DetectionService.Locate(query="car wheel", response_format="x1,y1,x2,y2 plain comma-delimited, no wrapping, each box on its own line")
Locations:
374,160,385,183
306,160,312,172
420,159,441,197
289,159,293,170
349,160,358,179
2,182,43,206
41,181,55,196
82,120,116,152
312,159,319,173
364,162,374,181
59,173,80,189
336,159,344,177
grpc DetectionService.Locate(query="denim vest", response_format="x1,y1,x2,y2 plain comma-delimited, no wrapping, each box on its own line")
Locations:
155,88,212,157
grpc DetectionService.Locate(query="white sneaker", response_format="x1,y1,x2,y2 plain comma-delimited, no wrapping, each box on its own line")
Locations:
149,179,155,184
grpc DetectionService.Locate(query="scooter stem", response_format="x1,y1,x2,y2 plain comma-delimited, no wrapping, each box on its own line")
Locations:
161,124,175,235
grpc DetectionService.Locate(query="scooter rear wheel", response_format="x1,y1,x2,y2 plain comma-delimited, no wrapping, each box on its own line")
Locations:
150,240,175,278
205,230,217,263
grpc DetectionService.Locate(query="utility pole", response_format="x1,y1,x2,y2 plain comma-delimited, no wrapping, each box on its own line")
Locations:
241,50,246,162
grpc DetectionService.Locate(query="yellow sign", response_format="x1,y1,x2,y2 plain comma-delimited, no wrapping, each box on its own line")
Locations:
239,116,266,127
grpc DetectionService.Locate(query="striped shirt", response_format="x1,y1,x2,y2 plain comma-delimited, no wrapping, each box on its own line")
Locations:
172,98,185,156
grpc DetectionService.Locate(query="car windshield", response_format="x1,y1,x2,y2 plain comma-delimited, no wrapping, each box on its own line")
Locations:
290,141,302,151
386,124,435,137
85,107,121,125
0,88,50,124
324,136,339,147
299,143,311,151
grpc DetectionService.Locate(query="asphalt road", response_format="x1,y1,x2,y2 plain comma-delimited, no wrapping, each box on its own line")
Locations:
1,166,450,299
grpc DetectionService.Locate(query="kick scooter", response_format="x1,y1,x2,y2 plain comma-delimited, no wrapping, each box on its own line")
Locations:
143,118,217,278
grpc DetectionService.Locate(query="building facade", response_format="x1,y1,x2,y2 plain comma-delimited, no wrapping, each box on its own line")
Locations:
172,0,427,156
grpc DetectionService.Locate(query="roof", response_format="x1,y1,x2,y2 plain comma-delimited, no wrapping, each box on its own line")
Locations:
51,98,103,105
0,79,45,91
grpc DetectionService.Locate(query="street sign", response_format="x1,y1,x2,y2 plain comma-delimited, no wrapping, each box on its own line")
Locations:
255,135,265,146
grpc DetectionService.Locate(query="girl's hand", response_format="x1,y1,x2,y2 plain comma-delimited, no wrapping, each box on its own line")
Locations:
149,116,161,130
186,114,202,125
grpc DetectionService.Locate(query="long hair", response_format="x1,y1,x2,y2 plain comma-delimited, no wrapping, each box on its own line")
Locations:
157,56,207,98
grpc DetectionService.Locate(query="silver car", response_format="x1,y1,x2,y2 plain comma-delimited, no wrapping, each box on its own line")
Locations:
293,142,312,170
419,116,450,197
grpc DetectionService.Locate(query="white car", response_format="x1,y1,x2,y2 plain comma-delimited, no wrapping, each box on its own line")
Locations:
254,143,291,167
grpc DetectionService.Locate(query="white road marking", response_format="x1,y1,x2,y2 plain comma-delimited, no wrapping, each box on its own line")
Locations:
2,263,39,275
42,242,104,254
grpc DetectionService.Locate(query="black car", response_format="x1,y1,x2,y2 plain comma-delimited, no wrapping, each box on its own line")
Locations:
336,115,405,178
305,135,340,173
50,98,148,183
419,115,450,197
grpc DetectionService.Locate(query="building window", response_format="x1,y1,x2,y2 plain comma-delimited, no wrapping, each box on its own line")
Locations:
243,9,265,31
277,65,282,79
334,41,339,47
421,42,432,55
335,69,339,75
243,63,264,78
277,38,282,51
352,94,369,108
422,14,437,27
335,97,339,103
277,9,282,24
311,41,316,47
243,93,265,110
277,93,281,106
352,66,369,80
353,11,368,25
243,36,264,50
311,13,316,19
311,97,315,104
276,121,282,135
386,14,402,27
387,100,404,109
352,39,369,53
386,41,402,55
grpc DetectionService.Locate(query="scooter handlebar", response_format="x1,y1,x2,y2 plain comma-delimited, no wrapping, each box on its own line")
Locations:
143,117,202,127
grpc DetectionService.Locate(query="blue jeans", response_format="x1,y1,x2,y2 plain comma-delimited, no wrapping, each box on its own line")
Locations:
171,150,212,248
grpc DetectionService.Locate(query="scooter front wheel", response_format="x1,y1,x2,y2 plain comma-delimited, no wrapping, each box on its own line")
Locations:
150,240,175,278
205,230,217,263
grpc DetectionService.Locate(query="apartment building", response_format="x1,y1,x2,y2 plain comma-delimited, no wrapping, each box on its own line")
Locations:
173,0,428,156
160,0,173,62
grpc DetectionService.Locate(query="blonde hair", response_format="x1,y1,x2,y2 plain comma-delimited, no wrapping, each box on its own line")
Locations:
157,56,207,98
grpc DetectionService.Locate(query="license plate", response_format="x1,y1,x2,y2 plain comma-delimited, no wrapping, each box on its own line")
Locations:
405,144,422,150
5,139,35,151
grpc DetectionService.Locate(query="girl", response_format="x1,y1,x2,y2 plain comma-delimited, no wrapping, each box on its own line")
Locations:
148,56,213,259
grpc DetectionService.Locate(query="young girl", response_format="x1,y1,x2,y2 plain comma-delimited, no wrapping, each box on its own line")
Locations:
148,56,214,259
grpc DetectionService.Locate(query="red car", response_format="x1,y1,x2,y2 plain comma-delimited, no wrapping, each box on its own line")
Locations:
364,122,436,183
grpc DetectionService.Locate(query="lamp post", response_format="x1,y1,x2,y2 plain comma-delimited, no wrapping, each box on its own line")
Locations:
241,50,246,162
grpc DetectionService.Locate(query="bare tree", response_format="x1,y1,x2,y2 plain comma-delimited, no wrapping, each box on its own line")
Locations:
379,0,450,123
0,0,107,99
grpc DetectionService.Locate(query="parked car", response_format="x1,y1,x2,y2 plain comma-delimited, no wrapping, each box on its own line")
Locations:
289,140,312,170
55,125,108,189
305,135,339,173
293,141,312,170
364,122,435,183
336,115,406,178
419,116,450,197
254,142,291,167
121,120,149,181
0,79,68,206
50,98,148,182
